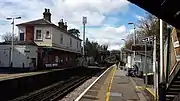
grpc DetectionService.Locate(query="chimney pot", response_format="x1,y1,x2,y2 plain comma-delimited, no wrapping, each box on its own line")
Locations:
45,8,47,12
64,22,68,31
43,8,51,22
60,19,63,22
58,19,64,29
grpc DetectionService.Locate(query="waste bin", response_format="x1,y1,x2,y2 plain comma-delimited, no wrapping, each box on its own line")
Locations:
143,73,154,85
147,73,154,85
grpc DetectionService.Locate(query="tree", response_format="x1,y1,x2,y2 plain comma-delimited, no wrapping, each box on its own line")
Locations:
1,33,18,42
68,28,80,38
84,38,109,62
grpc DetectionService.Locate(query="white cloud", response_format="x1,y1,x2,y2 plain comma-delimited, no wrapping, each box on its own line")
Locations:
0,0,130,50
85,25,128,50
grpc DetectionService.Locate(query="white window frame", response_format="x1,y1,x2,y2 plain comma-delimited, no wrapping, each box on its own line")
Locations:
35,30,42,40
45,31,51,39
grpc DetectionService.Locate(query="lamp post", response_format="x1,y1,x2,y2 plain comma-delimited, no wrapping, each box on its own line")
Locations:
6,16,21,67
82,17,87,57
128,22,136,66
121,39,126,61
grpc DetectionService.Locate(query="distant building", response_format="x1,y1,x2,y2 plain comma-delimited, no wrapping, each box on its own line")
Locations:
122,49,153,73
0,8,82,69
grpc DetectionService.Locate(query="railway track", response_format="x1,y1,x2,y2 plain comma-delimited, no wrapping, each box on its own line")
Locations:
11,68,103,101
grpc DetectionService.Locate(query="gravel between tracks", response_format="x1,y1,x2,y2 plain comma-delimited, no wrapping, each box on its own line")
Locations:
59,71,103,101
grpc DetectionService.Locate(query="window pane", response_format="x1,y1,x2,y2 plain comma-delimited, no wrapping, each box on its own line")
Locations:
20,33,24,41
46,31,50,38
36,30,42,40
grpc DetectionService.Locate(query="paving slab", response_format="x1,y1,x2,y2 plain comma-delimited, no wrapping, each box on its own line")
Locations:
109,69,140,101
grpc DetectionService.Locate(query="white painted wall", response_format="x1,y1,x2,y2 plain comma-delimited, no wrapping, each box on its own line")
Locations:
17,25,82,54
0,45,38,68
34,25,52,46
0,47,10,67
52,27,81,53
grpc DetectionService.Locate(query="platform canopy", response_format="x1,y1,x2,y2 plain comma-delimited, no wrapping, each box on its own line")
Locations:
127,0,180,28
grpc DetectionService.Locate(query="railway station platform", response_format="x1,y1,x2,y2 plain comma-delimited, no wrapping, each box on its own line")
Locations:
107,67,147,101
76,64,156,101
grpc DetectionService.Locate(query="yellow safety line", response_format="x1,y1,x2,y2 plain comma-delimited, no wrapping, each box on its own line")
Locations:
136,86,144,90
105,66,116,101
145,88,157,99
136,86,158,100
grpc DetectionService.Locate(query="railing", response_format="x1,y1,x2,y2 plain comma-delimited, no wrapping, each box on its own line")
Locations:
173,92,180,101
167,28,180,87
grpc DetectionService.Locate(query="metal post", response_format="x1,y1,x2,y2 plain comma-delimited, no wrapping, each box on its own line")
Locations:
153,36,157,100
133,25,136,65
6,16,21,68
10,18,14,67
145,41,148,87
121,49,123,61
83,23,85,56
159,19,166,101
82,17,87,57
160,19,164,83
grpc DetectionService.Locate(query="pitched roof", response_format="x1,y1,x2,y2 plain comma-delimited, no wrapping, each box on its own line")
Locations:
16,19,82,41
16,18,52,26
127,0,180,29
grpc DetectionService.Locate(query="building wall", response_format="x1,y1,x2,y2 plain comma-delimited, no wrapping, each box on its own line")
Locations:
18,25,82,54
18,25,53,47
52,27,81,53
125,53,153,73
0,45,38,68
34,25,52,46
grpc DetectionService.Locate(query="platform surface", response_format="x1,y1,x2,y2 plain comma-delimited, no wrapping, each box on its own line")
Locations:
77,65,148,101
109,69,140,101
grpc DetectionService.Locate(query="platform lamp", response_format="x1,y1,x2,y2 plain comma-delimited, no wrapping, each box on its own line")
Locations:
128,22,136,67
6,16,21,67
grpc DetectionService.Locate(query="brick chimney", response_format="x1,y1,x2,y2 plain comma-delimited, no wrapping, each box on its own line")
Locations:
64,22,68,31
58,19,64,29
43,8,51,22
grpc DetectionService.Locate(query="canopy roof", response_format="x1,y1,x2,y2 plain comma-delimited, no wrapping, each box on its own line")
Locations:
128,0,180,28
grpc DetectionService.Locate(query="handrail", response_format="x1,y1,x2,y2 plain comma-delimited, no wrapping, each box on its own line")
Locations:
173,92,180,101
167,60,180,88
167,28,180,88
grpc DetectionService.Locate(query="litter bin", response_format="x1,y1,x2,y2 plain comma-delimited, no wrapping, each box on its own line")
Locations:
147,73,154,85
143,73,154,85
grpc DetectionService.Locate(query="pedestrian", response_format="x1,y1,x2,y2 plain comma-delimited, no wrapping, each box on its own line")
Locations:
133,64,139,76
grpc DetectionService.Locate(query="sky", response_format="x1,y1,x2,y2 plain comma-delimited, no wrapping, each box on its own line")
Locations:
0,0,147,50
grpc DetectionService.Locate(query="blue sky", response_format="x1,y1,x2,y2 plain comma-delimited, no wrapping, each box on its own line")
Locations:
0,0,147,50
